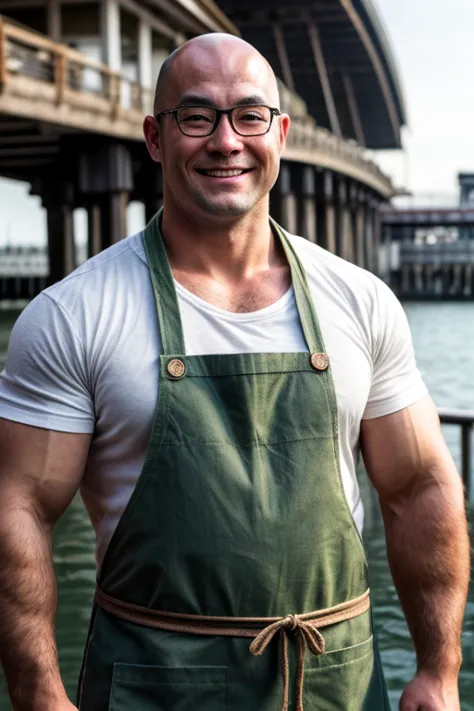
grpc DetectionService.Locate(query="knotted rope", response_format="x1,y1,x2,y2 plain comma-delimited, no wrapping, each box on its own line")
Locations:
95,587,370,711
250,613,326,711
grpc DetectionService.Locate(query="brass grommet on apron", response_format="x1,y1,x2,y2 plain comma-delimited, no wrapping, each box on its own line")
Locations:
167,358,186,379
311,352,329,371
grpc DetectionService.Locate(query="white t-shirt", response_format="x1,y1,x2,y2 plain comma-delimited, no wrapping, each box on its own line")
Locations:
0,231,428,565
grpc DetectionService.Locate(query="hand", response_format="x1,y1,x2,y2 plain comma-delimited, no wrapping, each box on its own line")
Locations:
400,670,460,710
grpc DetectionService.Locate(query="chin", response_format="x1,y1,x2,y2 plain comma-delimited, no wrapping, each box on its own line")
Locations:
195,196,258,218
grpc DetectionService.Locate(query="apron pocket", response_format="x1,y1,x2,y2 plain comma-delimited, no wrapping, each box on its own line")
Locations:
108,663,228,711
303,636,382,711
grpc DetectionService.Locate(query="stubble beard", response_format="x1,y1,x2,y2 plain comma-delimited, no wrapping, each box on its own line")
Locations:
191,184,261,218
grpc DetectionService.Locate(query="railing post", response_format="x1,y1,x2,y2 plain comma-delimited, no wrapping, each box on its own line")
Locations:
461,423,472,496
0,17,8,93
55,47,67,105
110,72,120,119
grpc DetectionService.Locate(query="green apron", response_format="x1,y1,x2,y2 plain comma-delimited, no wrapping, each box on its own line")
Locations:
77,212,389,711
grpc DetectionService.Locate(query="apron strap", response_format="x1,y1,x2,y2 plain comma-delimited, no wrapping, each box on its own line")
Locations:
142,210,326,356
270,219,326,356
143,210,186,355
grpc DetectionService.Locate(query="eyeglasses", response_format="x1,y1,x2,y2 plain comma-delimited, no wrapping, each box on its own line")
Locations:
155,104,281,137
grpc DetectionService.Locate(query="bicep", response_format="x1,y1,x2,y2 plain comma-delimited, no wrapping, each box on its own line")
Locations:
0,418,92,528
360,396,461,505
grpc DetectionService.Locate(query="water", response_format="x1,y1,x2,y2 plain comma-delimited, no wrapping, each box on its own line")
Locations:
0,301,473,709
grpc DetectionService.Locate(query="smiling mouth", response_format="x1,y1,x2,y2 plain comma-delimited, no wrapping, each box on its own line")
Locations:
195,168,253,177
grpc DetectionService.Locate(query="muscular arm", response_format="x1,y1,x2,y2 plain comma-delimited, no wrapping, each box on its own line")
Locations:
0,419,92,711
361,396,469,709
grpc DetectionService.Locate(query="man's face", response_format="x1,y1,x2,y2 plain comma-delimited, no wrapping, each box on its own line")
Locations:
144,43,290,221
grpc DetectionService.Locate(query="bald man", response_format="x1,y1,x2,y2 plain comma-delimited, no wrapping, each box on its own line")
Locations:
0,34,468,711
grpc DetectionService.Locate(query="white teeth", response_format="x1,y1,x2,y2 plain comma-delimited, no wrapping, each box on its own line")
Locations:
202,169,246,177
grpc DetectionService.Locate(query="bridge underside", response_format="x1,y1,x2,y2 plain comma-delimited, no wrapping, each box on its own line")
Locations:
0,6,393,291
215,0,405,149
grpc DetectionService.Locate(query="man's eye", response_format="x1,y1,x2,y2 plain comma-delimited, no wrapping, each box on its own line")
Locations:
236,110,268,123
241,113,265,121
181,113,213,123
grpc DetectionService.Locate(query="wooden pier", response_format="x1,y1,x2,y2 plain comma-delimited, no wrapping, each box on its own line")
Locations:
0,1,408,290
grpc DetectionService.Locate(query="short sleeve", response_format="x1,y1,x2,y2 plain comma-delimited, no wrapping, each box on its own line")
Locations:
0,293,95,432
362,280,428,420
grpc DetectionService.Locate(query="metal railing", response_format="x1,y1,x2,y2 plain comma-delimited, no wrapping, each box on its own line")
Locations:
438,408,474,496
400,242,474,266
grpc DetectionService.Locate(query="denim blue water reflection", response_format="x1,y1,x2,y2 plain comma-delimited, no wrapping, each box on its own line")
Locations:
0,302,472,710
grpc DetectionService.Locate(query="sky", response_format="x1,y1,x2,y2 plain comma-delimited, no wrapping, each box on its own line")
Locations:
374,0,474,200
1,0,474,246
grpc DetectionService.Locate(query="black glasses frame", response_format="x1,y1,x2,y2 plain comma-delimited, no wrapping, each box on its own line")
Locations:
155,104,282,137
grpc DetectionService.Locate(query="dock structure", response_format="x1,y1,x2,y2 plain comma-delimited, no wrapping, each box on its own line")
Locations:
381,174,474,299
0,0,406,291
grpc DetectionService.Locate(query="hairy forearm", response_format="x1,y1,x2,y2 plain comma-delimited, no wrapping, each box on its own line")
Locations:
381,476,470,677
0,508,67,710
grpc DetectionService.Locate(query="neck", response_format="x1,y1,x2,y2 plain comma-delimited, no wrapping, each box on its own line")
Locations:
160,196,285,279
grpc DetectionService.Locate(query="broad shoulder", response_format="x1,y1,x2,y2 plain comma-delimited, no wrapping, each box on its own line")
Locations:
285,232,395,318
41,232,147,313
17,232,150,357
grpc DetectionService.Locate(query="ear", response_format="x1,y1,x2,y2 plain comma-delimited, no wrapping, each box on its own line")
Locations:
143,116,162,164
278,113,291,152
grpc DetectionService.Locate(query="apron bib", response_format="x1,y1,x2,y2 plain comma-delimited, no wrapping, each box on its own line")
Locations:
77,212,389,711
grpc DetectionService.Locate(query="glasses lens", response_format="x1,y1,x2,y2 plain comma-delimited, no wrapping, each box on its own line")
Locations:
232,105,272,135
177,106,216,136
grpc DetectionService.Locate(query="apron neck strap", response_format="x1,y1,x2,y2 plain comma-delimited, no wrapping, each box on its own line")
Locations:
269,218,323,355
143,209,323,356
143,209,186,354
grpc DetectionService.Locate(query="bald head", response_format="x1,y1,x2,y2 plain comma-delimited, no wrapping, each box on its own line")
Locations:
153,34,280,115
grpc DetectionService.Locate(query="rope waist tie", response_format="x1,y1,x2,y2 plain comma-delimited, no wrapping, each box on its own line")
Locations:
95,587,370,711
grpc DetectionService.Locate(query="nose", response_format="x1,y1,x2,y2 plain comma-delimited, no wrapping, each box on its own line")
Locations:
206,114,244,155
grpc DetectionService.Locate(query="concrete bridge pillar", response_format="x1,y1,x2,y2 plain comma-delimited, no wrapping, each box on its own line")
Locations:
87,204,102,258
79,141,133,250
401,264,411,296
315,170,336,253
291,164,317,242
100,193,129,247
336,178,353,262
413,264,423,295
355,191,366,268
364,198,380,274
425,265,435,296
464,263,472,297
452,264,462,296
101,0,122,72
372,201,381,276
133,161,163,224
364,201,374,273
47,0,61,42
270,164,296,233
43,181,76,285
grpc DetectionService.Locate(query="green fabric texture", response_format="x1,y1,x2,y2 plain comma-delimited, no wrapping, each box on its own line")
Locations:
77,212,389,710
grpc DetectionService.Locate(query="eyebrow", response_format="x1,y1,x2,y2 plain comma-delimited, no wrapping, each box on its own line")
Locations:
177,94,268,107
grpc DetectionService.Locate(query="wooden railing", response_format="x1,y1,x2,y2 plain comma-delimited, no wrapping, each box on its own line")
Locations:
0,15,393,197
0,16,153,128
